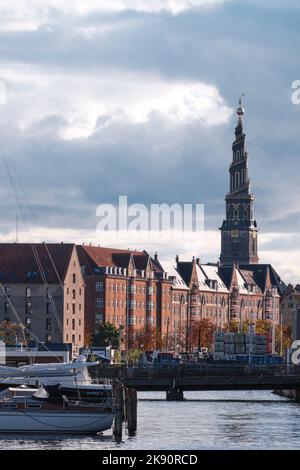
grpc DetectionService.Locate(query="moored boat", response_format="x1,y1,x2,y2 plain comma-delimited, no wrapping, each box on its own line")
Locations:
0,385,114,434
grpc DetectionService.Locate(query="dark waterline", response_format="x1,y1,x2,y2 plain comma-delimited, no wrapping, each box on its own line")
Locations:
0,390,299,450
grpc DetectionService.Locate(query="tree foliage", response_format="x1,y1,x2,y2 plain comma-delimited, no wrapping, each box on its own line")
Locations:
92,322,120,348
131,327,163,351
0,321,31,346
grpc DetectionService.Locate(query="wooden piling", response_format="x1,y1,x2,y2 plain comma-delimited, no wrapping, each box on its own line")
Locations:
294,389,300,402
113,380,124,442
125,387,137,434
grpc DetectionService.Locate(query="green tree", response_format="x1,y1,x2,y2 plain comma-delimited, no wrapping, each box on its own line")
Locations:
92,322,120,348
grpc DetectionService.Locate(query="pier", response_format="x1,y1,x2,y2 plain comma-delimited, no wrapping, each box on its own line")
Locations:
103,362,300,440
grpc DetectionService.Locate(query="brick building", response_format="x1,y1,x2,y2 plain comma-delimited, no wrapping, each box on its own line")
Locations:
281,284,300,327
0,243,85,356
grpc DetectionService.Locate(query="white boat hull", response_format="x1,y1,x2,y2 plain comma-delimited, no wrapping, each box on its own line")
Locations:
0,410,114,434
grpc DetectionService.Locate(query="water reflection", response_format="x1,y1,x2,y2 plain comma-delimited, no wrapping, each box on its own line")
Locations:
0,390,299,450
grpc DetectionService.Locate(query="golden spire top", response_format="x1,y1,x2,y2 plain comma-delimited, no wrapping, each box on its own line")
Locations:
236,93,245,124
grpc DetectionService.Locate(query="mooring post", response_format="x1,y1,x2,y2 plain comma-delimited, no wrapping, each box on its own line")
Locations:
166,379,184,401
126,387,137,434
113,380,124,442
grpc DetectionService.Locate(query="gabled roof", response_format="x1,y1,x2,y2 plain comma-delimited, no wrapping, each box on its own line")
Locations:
158,262,189,290
0,243,75,284
201,264,229,293
239,264,286,295
176,262,194,287
77,245,148,274
218,265,256,294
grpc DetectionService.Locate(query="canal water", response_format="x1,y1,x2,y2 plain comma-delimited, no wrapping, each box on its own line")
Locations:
0,390,300,450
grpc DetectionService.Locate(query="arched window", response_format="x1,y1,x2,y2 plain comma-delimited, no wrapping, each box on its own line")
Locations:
236,150,240,160
235,172,240,188
242,169,246,184
230,175,233,192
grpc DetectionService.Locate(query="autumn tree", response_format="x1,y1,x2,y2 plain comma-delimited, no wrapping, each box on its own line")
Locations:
131,327,163,351
0,321,31,346
189,319,215,351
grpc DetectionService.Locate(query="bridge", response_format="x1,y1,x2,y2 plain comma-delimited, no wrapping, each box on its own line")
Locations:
94,362,300,441
94,363,300,401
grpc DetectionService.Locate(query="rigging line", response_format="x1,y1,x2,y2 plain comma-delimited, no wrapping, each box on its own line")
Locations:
0,285,28,347
0,282,62,362
9,157,64,289
5,159,63,335
1,155,64,335
29,243,63,333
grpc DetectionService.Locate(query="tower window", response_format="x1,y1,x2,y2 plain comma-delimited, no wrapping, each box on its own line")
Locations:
235,172,240,188
236,150,240,160
242,169,246,184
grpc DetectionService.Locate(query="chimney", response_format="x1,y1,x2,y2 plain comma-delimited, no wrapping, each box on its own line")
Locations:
175,254,179,263
154,252,158,261
196,257,200,266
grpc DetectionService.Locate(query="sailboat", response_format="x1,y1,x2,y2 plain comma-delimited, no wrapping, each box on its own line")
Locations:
0,355,113,404
0,384,114,434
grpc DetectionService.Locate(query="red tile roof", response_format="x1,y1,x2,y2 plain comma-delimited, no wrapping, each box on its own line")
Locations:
77,245,147,271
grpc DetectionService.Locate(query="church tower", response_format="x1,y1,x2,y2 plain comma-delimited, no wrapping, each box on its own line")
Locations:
219,97,258,266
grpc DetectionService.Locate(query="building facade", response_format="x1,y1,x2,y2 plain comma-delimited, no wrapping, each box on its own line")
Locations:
0,243,85,356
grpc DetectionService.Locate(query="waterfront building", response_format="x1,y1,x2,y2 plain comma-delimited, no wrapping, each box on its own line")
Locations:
0,243,85,356
281,284,300,327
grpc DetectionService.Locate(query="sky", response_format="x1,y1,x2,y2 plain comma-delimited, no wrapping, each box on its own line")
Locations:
0,0,300,283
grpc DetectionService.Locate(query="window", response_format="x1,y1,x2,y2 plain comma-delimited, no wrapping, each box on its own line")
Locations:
96,314,103,323
96,281,103,292
4,302,10,314
72,273,76,284
72,334,75,343
96,298,103,307
79,303,81,311
72,304,75,314
72,289,76,299
242,169,246,185
72,318,75,330
25,317,31,325
46,334,52,343
25,287,31,298
235,172,240,189
79,319,81,326
46,318,51,331
46,303,51,314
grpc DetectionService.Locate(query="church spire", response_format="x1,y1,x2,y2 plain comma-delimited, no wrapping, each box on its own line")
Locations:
219,96,259,266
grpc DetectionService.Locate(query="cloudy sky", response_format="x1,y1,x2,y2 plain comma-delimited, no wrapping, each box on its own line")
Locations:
0,0,300,283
